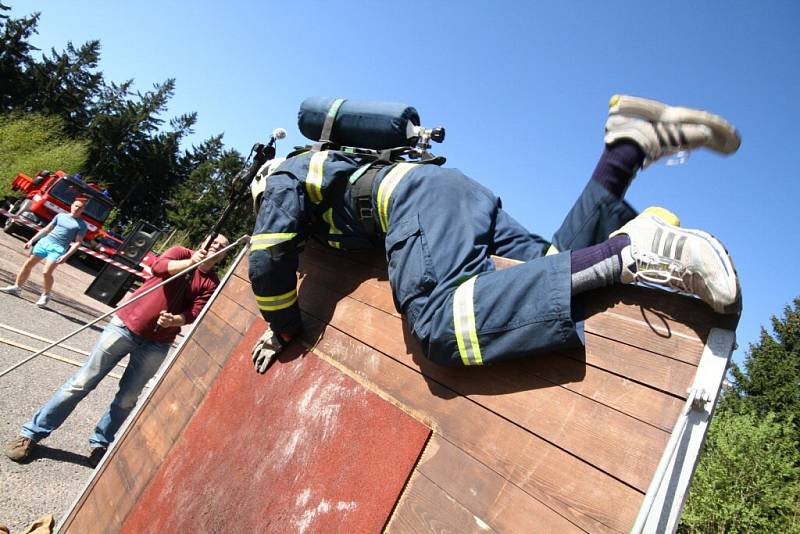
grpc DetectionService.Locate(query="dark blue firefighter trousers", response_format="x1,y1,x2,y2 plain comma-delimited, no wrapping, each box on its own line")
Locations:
382,168,636,366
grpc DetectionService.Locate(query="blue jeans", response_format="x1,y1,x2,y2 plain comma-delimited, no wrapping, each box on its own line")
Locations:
21,316,170,448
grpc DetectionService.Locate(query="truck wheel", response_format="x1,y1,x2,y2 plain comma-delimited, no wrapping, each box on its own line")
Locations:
0,198,15,224
3,199,29,236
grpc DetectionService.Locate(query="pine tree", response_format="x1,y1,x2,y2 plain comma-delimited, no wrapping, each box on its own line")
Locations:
727,297,800,437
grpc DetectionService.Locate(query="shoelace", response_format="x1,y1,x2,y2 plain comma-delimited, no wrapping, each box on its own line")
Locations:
630,250,693,295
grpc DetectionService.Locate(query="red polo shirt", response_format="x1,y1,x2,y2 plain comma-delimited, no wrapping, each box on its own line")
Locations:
116,246,220,343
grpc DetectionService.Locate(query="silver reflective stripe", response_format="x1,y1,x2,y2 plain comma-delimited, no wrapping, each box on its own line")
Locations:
452,276,483,366
376,163,417,232
250,233,297,252
305,151,328,204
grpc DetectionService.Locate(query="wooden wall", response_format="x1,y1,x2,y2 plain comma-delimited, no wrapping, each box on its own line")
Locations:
60,242,737,533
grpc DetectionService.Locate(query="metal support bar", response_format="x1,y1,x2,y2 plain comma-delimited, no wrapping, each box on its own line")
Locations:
632,327,736,533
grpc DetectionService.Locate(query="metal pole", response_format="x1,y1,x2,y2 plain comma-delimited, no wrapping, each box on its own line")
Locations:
0,234,250,378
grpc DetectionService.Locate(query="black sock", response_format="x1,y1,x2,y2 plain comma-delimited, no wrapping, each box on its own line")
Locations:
570,235,631,295
591,142,646,198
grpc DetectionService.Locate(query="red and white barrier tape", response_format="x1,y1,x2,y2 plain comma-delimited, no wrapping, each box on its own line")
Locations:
0,209,153,279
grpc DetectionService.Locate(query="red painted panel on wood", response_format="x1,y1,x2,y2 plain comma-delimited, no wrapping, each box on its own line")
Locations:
121,323,430,534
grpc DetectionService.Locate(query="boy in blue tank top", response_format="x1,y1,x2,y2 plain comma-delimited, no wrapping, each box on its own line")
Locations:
1,198,88,308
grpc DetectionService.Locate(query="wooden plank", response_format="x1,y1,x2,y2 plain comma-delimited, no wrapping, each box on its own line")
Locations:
206,292,257,335
404,435,586,533
301,317,641,532
190,310,244,367
233,252,250,280
217,273,261,317
388,471,499,534
299,278,668,491
521,347,684,432
299,250,399,317
579,333,696,399
295,253,700,398
585,310,705,366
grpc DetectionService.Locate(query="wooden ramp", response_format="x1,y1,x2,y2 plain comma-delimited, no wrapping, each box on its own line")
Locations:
58,242,738,533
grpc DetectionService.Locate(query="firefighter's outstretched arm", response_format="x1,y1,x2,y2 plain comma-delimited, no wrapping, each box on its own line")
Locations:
248,172,306,373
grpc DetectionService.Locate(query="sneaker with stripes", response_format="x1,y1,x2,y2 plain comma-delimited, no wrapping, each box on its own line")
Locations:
604,95,741,168
611,210,740,314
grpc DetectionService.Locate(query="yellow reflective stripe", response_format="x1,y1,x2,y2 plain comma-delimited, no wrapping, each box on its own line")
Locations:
545,244,559,256
256,289,298,311
452,276,483,366
376,163,417,232
250,233,297,251
305,151,328,204
322,208,341,249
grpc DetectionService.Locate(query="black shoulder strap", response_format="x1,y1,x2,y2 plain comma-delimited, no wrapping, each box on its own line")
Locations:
350,161,392,237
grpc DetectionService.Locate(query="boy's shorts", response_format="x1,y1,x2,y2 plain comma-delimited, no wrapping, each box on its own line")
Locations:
32,238,66,262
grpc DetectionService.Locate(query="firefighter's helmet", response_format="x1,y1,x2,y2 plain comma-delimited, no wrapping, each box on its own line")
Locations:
250,158,285,214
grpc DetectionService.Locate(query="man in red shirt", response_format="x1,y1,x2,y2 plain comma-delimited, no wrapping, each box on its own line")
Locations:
4,234,229,466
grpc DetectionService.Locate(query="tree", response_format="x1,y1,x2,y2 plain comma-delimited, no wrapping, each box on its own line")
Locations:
726,298,800,435
0,3,39,112
0,112,88,198
680,410,800,533
681,297,800,532
1,5,103,131
165,135,251,247
84,79,197,226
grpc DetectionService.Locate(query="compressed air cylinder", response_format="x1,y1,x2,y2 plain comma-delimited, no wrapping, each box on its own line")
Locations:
298,97,420,150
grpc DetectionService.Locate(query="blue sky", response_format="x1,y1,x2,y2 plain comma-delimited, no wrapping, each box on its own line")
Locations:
14,1,800,365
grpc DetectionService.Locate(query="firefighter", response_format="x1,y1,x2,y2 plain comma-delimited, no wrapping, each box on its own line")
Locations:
249,95,741,372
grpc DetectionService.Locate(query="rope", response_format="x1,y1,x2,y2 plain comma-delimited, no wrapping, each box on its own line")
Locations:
0,235,250,378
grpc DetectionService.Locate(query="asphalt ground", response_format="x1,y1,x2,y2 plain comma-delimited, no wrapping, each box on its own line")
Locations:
0,230,172,533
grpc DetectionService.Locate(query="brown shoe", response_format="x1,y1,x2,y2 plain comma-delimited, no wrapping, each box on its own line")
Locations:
5,436,35,462
88,446,107,468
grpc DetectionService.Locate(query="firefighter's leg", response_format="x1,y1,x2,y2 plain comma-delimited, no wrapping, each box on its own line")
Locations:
384,167,582,366
423,252,581,366
491,208,550,261
550,169,638,254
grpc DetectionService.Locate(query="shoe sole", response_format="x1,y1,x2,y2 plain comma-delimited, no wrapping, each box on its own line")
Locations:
608,94,741,154
648,215,741,314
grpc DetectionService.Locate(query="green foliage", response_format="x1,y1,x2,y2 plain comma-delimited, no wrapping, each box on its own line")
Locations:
727,298,800,433
0,112,88,198
84,78,198,226
682,297,800,532
0,4,39,113
681,411,800,533
165,135,252,248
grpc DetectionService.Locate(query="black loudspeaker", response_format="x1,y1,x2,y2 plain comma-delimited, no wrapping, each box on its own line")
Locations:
85,261,136,306
117,221,161,265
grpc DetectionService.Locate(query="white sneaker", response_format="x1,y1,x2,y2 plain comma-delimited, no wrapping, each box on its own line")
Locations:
611,210,740,314
605,94,741,167
36,294,50,308
0,285,21,297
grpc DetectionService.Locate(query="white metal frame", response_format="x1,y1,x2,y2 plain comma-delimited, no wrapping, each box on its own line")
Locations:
632,327,736,533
